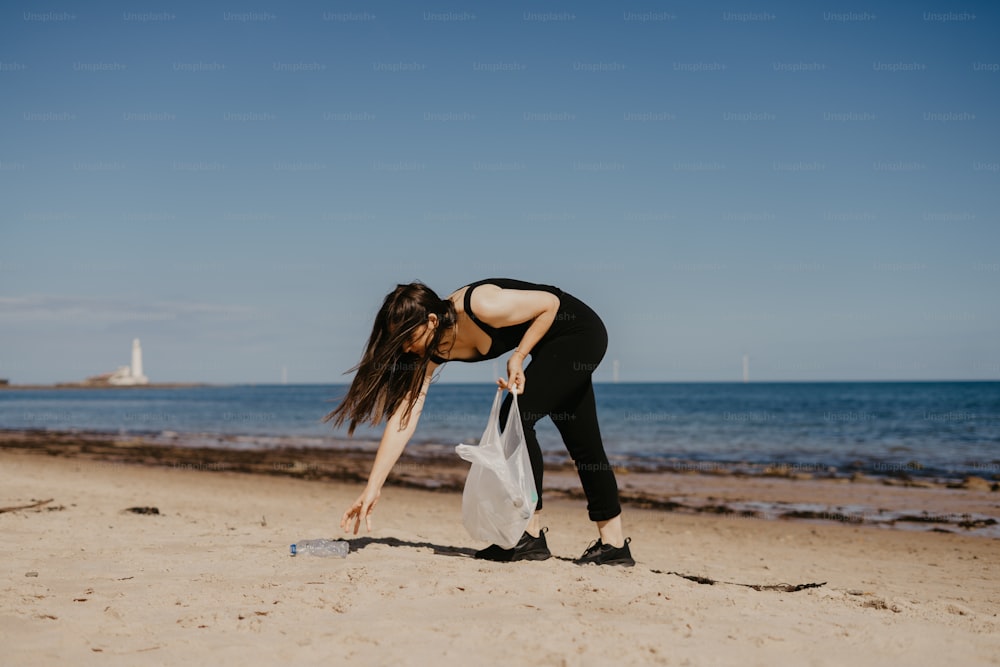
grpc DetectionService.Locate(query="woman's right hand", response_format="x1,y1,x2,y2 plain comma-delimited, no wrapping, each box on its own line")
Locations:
498,351,526,394
341,485,381,534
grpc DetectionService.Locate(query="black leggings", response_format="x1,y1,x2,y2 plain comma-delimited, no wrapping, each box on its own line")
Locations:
499,295,622,523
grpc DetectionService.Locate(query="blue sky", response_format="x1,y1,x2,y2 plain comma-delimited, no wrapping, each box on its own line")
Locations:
1,1,998,384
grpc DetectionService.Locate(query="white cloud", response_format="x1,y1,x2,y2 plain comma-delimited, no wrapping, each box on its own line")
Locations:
0,295,259,324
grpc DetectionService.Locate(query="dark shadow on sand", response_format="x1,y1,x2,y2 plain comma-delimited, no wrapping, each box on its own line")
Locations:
345,536,478,558
344,536,592,565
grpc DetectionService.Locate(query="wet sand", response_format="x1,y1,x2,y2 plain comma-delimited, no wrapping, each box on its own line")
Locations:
2,429,997,536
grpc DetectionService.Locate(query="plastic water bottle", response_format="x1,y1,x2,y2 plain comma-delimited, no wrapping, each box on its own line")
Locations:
290,539,349,558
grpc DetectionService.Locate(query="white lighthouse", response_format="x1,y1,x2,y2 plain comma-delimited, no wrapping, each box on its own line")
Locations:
106,338,149,385
131,338,148,384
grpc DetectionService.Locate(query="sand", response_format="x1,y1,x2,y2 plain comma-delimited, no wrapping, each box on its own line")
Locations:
2,447,999,666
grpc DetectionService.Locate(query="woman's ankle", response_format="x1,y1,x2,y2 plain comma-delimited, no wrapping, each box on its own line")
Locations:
526,511,543,537
596,515,625,548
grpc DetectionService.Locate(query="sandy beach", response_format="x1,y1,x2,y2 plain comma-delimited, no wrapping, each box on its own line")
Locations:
2,437,999,666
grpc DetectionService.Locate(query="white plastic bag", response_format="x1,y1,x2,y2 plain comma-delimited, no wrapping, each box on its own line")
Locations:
455,388,538,548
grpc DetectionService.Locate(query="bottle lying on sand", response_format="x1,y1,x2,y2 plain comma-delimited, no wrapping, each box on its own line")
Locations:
290,539,349,557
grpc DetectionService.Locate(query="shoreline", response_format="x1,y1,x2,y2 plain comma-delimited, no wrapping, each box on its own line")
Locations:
5,425,998,484
3,428,997,538
4,382,998,485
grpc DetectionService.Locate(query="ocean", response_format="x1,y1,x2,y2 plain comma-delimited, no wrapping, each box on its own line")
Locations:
1,382,998,481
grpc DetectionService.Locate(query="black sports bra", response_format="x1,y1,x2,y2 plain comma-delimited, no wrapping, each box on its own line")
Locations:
430,278,563,364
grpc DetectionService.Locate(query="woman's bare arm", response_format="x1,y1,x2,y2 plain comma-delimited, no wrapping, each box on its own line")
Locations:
470,286,560,393
341,363,437,533
469,285,560,358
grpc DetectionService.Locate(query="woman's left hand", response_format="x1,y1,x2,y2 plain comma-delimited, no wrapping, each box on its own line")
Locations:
499,354,526,394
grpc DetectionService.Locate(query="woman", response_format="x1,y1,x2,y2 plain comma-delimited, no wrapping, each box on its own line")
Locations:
326,278,633,566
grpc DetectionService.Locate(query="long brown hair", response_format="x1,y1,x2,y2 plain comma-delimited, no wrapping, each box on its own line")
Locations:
324,282,456,435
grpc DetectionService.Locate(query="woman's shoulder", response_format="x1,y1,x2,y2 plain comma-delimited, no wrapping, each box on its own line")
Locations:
458,277,560,293
447,279,504,305
450,278,562,314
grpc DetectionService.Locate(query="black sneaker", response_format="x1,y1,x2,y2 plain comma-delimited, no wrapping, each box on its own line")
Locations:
574,537,635,567
474,528,552,562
